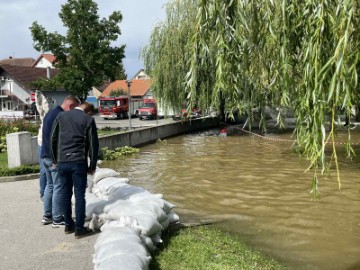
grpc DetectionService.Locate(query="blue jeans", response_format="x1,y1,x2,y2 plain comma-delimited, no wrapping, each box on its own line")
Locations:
38,145,47,198
43,158,63,222
58,162,88,230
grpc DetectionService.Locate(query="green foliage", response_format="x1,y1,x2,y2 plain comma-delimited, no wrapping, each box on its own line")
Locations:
151,226,286,270
143,0,360,194
99,146,139,160
0,165,40,177
0,119,39,137
109,88,127,96
142,0,199,113
0,119,39,152
30,0,126,98
156,138,167,144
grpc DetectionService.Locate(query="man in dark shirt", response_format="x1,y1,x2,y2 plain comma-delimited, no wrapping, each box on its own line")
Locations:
41,96,80,227
50,102,99,238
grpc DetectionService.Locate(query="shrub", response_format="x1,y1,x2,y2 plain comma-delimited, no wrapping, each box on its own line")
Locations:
0,165,40,177
99,146,139,160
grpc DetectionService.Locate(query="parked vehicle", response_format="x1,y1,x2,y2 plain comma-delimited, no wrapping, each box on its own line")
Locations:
98,96,129,119
130,98,143,118
139,98,157,120
172,103,201,120
24,102,39,119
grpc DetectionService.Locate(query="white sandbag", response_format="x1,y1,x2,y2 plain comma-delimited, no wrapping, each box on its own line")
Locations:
85,192,112,219
131,213,163,237
89,214,103,231
167,211,180,225
100,212,163,237
103,199,133,213
93,168,120,184
94,241,150,267
127,192,163,202
100,217,139,232
150,232,163,245
94,177,129,194
94,227,142,250
160,218,169,230
131,197,171,220
87,174,95,191
133,200,168,223
162,200,176,214
108,184,150,201
103,200,168,225
140,235,157,251
94,253,150,270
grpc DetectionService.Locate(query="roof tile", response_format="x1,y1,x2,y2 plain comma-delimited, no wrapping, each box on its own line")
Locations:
101,79,151,97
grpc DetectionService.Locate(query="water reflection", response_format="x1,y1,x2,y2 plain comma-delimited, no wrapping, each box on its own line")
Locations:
103,129,360,270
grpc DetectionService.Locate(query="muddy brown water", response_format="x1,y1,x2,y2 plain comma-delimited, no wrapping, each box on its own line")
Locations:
103,128,360,270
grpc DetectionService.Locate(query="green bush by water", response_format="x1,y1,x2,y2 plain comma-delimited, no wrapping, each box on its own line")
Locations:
99,146,139,160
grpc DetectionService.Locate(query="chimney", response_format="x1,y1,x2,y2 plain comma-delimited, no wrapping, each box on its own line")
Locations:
46,67,51,79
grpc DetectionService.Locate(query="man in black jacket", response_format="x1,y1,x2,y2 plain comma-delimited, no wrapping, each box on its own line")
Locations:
50,102,99,238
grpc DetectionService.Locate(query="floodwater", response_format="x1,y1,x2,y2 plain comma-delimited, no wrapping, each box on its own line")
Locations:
103,127,360,270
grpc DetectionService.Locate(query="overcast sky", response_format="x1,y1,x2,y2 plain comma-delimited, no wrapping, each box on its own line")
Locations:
0,0,168,78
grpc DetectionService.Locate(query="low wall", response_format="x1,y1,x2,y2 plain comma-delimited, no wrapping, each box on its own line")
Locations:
6,117,220,168
99,116,219,149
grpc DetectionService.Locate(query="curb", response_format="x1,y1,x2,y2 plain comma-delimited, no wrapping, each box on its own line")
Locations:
0,173,40,183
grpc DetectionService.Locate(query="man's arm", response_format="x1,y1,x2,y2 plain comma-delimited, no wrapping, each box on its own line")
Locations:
87,118,99,174
50,116,60,164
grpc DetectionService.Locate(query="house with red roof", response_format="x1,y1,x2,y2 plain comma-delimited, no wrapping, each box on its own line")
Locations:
99,79,152,116
100,79,152,99
0,64,62,112
32,53,56,68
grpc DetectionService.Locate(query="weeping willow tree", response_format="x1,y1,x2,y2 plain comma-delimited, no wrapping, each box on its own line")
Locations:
142,0,201,113
143,0,360,195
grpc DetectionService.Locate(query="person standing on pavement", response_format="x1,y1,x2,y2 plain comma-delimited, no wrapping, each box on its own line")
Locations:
35,90,53,202
50,102,99,238
41,96,80,227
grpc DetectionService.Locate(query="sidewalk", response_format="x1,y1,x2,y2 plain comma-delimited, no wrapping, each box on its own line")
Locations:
0,178,97,270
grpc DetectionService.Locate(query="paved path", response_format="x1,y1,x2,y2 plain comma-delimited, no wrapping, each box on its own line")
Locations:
0,178,97,270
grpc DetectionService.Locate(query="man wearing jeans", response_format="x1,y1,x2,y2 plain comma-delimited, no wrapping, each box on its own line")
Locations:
41,96,80,227
50,102,99,238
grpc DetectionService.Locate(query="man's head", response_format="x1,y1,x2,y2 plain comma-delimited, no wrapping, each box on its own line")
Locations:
61,95,80,111
80,102,95,116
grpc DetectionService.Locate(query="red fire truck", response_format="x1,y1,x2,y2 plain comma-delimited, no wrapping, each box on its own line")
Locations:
98,96,129,119
139,98,157,120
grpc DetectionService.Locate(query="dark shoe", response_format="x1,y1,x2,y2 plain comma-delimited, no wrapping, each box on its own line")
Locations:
41,216,53,225
75,227,93,239
52,220,66,228
65,225,75,234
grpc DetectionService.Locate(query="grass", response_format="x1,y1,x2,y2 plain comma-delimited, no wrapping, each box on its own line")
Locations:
150,225,287,270
97,128,125,137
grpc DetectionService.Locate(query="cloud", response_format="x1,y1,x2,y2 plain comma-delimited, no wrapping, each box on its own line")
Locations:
0,0,167,77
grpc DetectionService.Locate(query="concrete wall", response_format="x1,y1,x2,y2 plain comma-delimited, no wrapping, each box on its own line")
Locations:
7,117,220,167
99,117,219,149
6,132,39,168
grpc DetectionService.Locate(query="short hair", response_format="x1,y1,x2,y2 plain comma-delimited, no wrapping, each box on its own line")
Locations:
64,95,81,105
81,102,95,115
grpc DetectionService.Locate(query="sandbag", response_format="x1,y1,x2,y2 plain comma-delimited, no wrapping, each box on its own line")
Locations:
93,177,129,195
94,227,142,250
107,184,150,201
93,168,120,184
94,253,150,270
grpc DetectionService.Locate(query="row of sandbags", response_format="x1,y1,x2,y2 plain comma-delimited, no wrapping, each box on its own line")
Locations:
86,168,180,270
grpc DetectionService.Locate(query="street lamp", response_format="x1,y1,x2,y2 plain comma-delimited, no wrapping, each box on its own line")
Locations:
126,80,132,130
